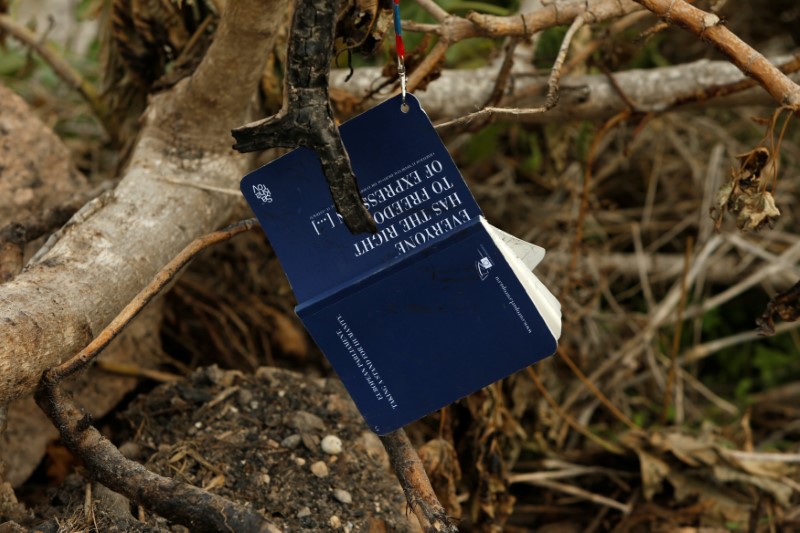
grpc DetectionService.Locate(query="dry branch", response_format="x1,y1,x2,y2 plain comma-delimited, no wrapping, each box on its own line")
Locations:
331,55,800,123
44,219,259,385
633,0,800,108
0,0,286,403
404,0,641,41
381,430,458,533
0,14,106,130
436,14,586,132
232,0,375,234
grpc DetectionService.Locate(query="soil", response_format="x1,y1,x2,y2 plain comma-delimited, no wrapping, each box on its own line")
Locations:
10,366,418,533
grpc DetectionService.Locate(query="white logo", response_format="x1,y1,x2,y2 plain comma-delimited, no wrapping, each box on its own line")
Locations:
253,183,273,203
476,248,493,280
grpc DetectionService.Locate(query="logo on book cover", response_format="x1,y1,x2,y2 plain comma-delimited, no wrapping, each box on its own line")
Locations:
476,247,494,281
253,183,273,204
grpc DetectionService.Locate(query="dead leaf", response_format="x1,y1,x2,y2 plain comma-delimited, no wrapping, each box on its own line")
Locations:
651,432,718,467
734,190,780,232
637,449,670,501
666,471,751,525
712,465,792,507
418,438,462,519
756,279,800,335
710,147,780,232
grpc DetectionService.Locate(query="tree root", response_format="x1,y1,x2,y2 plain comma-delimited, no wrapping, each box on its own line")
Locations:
381,430,458,533
34,383,280,533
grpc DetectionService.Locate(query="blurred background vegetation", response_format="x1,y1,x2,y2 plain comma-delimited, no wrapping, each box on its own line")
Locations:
1,0,799,531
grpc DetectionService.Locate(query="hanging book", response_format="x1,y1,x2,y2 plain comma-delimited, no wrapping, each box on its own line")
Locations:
241,95,561,435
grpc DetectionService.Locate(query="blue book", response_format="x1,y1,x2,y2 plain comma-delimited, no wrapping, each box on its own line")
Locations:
241,95,561,435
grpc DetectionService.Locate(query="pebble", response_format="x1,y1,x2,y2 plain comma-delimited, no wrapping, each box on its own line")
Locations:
294,457,306,466
330,515,342,529
296,507,312,519
281,434,301,449
291,411,326,433
118,441,140,459
237,388,254,408
310,460,329,478
333,488,352,504
321,435,343,455
302,433,321,451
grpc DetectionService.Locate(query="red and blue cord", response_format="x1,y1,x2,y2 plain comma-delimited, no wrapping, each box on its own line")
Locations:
392,0,408,103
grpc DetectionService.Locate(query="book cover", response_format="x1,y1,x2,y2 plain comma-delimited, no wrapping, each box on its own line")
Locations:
241,94,560,434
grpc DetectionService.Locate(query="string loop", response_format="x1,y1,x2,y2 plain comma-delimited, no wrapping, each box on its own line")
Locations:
392,0,407,107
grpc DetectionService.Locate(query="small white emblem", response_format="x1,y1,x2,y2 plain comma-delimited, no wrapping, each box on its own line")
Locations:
476,249,493,280
253,183,273,203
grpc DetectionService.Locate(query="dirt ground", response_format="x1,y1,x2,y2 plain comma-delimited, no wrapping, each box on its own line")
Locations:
5,366,417,532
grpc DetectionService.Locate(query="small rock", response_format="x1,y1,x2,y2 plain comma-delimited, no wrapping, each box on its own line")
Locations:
333,488,352,504
205,365,226,385
290,410,326,433
330,515,342,529
356,431,389,469
310,460,329,478
117,441,140,459
296,507,312,519
237,388,254,408
294,457,306,466
321,435,343,455
281,434,301,448
302,432,321,451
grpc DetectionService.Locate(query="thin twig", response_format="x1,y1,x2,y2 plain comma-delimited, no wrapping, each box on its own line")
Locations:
43,219,260,385
0,14,108,134
557,347,638,430
407,39,450,94
569,111,629,280
661,236,693,425
513,476,632,513
526,367,625,455
380,429,458,533
560,235,724,413
436,15,585,131
680,321,800,366
481,37,522,109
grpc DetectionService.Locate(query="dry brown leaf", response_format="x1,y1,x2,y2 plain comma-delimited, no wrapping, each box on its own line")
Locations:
710,147,780,232
712,465,792,506
756,279,800,336
666,471,751,525
637,449,670,501
418,438,462,519
651,432,718,467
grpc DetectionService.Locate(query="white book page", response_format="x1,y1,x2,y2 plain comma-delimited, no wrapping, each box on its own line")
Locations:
480,218,562,340
492,226,546,271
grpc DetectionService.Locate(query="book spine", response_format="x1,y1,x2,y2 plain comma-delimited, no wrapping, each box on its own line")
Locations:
296,217,486,319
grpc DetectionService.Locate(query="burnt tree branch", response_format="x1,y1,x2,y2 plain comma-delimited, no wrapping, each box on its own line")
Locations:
232,0,375,234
